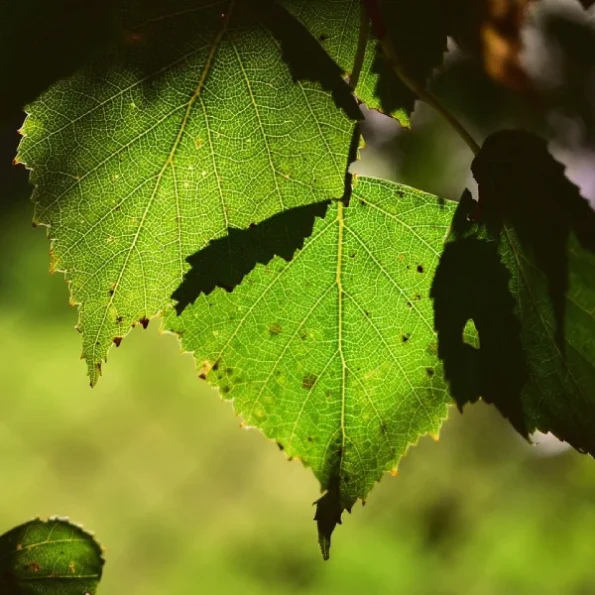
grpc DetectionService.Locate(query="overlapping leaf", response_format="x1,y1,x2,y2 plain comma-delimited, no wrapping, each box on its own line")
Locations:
18,0,365,384
287,0,449,123
167,177,456,556
432,131,595,454
0,518,104,594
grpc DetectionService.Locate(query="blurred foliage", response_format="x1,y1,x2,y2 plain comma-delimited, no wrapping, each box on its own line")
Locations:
1,178,595,594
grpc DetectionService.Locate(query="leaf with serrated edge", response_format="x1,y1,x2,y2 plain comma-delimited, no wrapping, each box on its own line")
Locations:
167,177,456,554
0,518,104,595
18,0,362,384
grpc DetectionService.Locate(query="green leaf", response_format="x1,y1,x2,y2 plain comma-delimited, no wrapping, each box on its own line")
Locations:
0,518,104,595
432,130,595,454
166,176,457,556
18,0,363,384
366,0,448,119
285,0,448,125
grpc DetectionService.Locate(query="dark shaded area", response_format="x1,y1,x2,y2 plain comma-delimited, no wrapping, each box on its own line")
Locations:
173,122,361,313
371,0,448,115
172,200,329,314
432,131,595,455
256,1,362,121
431,192,529,437
313,476,347,561
89,0,362,122
472,130,595,349
538,8,595,147
0,112,28,205
0,0,121,120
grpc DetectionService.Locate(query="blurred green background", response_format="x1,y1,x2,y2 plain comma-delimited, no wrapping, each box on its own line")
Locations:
2,67,595,594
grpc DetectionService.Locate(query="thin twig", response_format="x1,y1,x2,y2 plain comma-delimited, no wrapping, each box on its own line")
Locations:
362,0,480,155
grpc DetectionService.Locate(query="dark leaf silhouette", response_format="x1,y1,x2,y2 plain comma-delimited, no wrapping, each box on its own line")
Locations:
431,193,529,436
433,130,595,454
369,0,448,115
472,130,595,349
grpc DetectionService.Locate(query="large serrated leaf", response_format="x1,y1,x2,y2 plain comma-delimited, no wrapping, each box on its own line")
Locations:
17,0,364,384
166,176,456,556
0,518,104,595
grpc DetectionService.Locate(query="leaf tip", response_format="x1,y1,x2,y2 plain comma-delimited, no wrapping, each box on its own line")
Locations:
313,481,343,561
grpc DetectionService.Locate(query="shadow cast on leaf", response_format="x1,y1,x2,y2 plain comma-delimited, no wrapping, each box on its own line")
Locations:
173,121,360,314
431,192,529,437
172,200,330,314
432,130,595,452
473,129,595,350
86,0,361,122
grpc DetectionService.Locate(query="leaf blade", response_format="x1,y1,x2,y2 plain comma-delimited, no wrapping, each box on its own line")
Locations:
18,0,359,383
0,518,104,595
167,177,456,553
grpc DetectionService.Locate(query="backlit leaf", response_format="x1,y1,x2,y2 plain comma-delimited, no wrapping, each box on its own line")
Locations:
0,518,104,595
167,176,456,556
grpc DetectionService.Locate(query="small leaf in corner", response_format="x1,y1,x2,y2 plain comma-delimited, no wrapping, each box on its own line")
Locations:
0,517,104,595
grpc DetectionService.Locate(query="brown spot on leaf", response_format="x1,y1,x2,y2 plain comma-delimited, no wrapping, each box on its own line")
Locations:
140,317,149,329
426,367,435,377
417,265,424,273
402,334,411,343
30,562,41,572
198,360,213,380
269,322,283,336
302,373,318,390
113,337,122,347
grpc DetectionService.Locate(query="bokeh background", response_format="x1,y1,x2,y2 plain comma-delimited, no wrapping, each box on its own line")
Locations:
2,4,595,592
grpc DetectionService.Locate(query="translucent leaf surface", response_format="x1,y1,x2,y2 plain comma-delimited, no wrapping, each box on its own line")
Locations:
0,518,104,595
17,0,362,384
167,177,457,554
